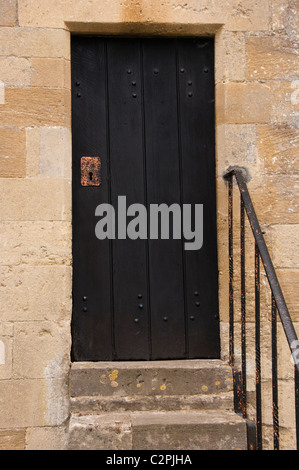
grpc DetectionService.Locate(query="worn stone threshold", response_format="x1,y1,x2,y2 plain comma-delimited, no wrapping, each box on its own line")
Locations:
71,359,226,369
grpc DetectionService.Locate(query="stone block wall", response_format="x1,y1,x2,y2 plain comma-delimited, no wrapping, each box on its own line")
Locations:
0,0,297,450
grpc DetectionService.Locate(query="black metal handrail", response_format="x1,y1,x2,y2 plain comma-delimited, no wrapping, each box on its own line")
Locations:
223,166,299,450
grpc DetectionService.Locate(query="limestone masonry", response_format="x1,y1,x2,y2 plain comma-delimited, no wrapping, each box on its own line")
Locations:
0,0,298,450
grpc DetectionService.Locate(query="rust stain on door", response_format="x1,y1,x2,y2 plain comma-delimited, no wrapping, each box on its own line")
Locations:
81,156,101,186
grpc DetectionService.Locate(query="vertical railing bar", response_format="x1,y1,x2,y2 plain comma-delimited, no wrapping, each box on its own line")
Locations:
255,241,262,450
228,176,234,368
272,293,279,450
295,365,299,450
240,195,247,418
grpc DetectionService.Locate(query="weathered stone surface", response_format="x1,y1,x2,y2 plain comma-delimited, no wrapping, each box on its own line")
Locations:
216,124,265,188
69,414,132,450
271,0,298,38
0,323,13,380
0,27,70,58
0,378,48,428
26,127,40,177
1,88,71,127
25,426,68,450
18,0,66,28
18,0,271,31
277,269,299,319
275,323,299,380
247,37,299,80
0,128,26,178
261,423,297,451
0,323,13,337
250,175,299,224
70,393,234,414
39,127,72,179
218,265,271,323
8,377,68,428
0,376,69,428
258,125,299,174
271,224,299,268
215,31,246,83
68,360,247,450
44,378,70,427
0,221,71,266
68,410,247,450
0,57,31,87
216,83,272,124
221,322,275,385
269,81,299,127
26,126,72,179
248,379,296,429
0,266,71,322
71,360,233,398
132,410,247,450
13,321,71,379
0,0,17,26
0,80,4,104
0,0,297,453
31,58,70,89
0,178,71,221
0,429,25,450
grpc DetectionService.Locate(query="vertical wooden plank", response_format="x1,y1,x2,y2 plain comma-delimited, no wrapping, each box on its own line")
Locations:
107,39,150,359
71,37,112,360
142,39,186,359
177,38,220,358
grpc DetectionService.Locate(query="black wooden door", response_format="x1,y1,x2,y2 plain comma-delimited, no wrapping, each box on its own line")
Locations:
71,37,219,361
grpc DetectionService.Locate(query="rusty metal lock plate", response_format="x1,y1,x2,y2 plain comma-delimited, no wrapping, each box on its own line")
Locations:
81,156,101,186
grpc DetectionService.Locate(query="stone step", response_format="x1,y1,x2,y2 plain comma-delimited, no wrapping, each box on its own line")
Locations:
70,359,233,397
70,392,234,414
68,410,247,450
68,360,248,450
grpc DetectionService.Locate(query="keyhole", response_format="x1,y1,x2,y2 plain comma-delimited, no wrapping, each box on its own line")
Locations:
89,172,93,181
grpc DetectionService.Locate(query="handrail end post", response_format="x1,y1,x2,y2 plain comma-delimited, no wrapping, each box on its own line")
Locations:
223,165,251,183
